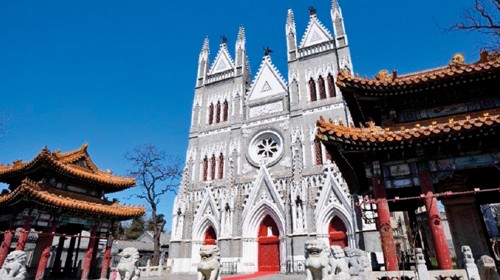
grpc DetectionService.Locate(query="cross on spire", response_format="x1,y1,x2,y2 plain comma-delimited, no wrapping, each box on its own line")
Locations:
308,6,317,15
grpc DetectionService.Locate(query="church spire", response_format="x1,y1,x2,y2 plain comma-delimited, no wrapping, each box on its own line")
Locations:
331,0,348,47
235,26,247,76
286,9,298,62
197,37,210,87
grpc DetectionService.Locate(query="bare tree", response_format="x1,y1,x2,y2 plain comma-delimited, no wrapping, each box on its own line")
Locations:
450,0,500,49
125,144,182,265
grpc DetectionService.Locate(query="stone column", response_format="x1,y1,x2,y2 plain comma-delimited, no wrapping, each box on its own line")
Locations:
15,216,34,251
35,221,59,280
372,162,398,271
81,224,97,280
417,162,452,270
99,235,113,280
0,223,14,267
63,236,77,274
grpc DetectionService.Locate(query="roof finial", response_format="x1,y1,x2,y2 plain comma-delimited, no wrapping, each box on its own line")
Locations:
237,26,245,41
202,36,209,51
264,47,273,56
287,8,295,25
221,35,228,45
308,6,317,16
332,0,340,11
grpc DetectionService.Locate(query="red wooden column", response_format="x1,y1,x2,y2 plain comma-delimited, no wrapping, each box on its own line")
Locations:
0,222,14,267
35,221,59,280
417,162,453,270
99,235,113,279
372,162,398,271
81,224,98,280
15,216,34,251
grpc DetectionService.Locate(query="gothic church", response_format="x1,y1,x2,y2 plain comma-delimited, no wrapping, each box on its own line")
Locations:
169,1,374,273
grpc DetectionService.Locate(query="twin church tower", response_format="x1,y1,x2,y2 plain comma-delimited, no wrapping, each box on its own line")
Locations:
169,1,374,273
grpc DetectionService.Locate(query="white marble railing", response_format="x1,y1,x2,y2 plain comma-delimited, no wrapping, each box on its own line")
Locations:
110,264,168,279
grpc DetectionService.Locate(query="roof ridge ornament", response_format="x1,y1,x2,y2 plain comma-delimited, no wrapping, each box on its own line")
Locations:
449,53,465,69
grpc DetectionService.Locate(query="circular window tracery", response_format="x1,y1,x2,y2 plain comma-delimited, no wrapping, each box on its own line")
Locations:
248,131,283,167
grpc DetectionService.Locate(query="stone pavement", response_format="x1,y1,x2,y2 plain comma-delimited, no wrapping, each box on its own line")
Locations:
140,273,305,280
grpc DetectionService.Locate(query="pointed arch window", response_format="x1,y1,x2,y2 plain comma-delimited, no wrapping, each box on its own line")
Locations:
223,100,229,122
314,140,323,165
325,148,332,162
318,76,326,100
208,103,214,125
309,78,317,102
327,73,336,97
202,156,208,181
216,101,221,123
210,154,216,180
218,153,224,179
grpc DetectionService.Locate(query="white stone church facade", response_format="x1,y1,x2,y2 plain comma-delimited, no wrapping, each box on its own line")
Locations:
169,2,376,273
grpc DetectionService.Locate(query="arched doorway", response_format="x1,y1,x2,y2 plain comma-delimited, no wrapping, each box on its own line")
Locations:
258,215,280,271
204,226,217,245
329,216,347,248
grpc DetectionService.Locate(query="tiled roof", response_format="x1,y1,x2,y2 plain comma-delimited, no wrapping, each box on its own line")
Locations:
317,109,500,147
336,51,500,94
0,179,145,219
0,144,135,189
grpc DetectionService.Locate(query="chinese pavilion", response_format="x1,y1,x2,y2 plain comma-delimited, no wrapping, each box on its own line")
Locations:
317,51,500,270
0,144,145,280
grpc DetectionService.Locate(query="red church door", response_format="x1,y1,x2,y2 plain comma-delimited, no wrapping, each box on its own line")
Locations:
258,216,280,272
204,226,217,245
329,216,347,248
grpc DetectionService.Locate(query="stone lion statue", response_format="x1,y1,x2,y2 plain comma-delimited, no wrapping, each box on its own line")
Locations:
197,244,221,280
116,247,141,280
0,250,28,280
304,239,330,280
329,245,350,280
344,247,363,277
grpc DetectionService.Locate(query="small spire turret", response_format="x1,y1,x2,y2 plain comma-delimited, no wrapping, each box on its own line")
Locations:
286,9,298,61
197,37,210,86
331,0,348,47
235,26,247,75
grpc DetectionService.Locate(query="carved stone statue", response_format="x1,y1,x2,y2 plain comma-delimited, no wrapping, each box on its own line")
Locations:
304,239,330,280
197,244,221,280
344,247,363,278
116,247,141,280
477,255,500,280
0,250,28,280
329,245,350,279
461,245,479,280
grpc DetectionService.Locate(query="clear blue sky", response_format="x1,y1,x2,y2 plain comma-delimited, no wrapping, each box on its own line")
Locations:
0,0,491,231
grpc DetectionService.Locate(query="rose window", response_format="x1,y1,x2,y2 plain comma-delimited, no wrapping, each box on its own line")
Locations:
257,138,279,158
248,131,283,166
